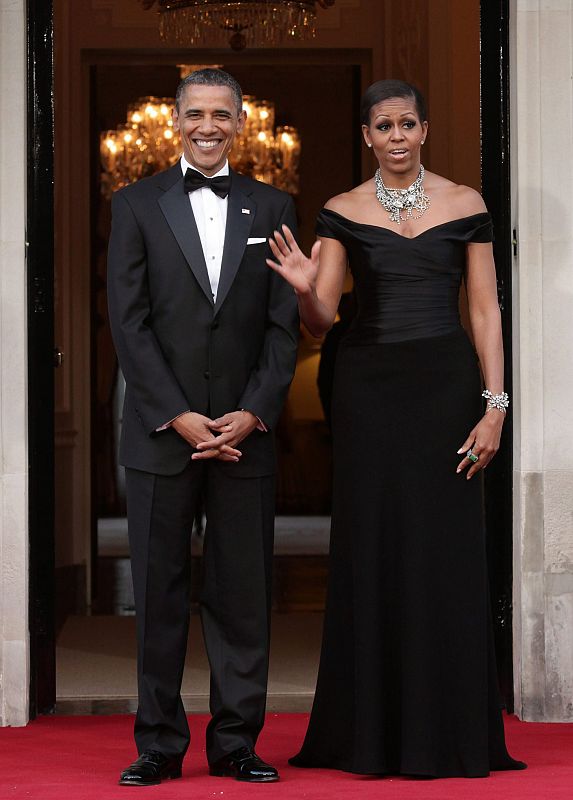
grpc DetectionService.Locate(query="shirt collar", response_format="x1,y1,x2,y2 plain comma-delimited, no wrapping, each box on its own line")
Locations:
180,155,229,179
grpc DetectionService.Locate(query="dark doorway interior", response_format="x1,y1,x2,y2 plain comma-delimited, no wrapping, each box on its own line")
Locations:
480,0,514,710
90,61,360,622
92,61,359,524
28,0,56,717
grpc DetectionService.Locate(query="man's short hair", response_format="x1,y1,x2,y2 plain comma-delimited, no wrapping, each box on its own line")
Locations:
175,68,243,114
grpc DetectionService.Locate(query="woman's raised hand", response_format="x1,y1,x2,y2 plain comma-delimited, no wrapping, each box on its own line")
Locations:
267,225,321,296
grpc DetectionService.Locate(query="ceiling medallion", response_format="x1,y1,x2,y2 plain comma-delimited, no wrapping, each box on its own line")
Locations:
141,0,336,51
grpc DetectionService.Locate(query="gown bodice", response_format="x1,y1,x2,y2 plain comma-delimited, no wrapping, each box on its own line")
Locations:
316,208,494,344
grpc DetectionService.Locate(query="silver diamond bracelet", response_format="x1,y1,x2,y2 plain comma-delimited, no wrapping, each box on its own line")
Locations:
482,389,509,413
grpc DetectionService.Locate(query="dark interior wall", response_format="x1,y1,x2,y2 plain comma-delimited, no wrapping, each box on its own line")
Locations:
228,64,357,250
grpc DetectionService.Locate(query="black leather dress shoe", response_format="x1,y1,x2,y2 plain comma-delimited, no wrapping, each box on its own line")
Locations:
119,750,183,786
209,747,279,782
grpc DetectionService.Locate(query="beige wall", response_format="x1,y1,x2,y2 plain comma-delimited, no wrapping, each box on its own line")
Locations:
0,0,29,726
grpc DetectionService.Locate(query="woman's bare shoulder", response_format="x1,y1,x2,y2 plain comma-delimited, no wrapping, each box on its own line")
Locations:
451,184,487,215
323,193,350,213
425,172,487,216
324,179,374,215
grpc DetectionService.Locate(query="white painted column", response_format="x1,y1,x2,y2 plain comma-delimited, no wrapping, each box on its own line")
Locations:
513,0,573,721
0,0,29,726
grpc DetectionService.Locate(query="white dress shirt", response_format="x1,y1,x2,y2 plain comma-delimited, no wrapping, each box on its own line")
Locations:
181,155,228,302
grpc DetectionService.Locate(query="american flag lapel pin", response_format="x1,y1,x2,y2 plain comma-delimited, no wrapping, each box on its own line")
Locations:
241,208,251,214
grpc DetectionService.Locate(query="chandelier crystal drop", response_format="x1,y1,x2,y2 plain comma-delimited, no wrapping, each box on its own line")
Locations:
141,0,336,50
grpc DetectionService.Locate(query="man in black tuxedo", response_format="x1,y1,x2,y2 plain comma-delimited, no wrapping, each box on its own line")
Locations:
107,69,298,786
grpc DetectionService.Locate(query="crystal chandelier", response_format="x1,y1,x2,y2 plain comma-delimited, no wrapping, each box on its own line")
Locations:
141,0,336,51
100,93,301,198
230,95,301,194
100,98,178,199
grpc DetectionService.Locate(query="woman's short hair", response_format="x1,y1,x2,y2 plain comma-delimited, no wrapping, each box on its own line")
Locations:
175,68,243,115
360,79,427,126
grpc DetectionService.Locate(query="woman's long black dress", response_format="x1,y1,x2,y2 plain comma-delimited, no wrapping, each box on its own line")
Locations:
290,209,524,778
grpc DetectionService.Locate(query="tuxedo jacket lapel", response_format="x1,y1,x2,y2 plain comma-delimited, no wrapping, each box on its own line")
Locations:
215,172,256,314
158,166,214,306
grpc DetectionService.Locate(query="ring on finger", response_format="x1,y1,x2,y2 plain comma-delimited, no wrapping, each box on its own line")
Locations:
467,448,479,464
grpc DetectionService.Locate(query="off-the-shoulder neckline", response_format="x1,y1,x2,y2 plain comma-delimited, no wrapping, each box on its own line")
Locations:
319,208,491,241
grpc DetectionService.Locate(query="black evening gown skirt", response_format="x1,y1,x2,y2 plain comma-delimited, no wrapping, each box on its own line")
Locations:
291,330,524,778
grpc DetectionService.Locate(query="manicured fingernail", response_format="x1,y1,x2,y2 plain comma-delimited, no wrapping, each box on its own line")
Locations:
456,468,461,473
457,448,464,454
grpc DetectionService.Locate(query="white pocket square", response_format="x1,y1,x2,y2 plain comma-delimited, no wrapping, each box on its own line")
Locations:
247,237,267,245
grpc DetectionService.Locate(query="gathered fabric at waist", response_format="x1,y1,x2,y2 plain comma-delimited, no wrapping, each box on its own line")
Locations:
345,281,461,345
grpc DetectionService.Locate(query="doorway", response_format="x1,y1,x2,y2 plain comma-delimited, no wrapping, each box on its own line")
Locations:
30,0,513,715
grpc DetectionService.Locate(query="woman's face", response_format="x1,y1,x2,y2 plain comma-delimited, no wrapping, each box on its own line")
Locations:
362,96,428,176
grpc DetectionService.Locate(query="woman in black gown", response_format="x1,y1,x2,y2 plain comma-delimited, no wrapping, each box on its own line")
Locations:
267,80,525,778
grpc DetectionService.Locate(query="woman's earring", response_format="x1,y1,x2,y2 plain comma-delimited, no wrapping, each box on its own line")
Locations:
367,143,372,148
421,140,425,145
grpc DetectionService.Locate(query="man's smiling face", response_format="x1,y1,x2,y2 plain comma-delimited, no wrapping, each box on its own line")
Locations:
172,83,246,176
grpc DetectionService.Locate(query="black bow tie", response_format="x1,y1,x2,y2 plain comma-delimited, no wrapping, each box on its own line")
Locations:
184,168,231,198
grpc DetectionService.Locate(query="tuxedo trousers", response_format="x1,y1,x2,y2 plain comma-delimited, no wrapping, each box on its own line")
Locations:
125,461,275,763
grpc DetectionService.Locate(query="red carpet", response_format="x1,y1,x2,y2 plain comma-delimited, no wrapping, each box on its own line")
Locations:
0,713,571,799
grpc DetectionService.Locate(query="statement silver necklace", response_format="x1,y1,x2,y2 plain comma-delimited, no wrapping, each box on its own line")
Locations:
374,165,430,225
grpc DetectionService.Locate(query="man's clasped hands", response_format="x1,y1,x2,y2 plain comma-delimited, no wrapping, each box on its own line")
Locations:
172,410,258,462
